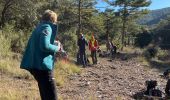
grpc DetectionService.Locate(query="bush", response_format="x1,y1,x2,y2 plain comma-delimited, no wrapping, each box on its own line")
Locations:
60,28,77,55
144,47,158,59
1,24,30,53
135,31,152,48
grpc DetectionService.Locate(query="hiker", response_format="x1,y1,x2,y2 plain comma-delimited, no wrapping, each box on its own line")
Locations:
106,40,117,58
77,33,88,67
110,41,117,58
20,10,60,100
89,34,99,64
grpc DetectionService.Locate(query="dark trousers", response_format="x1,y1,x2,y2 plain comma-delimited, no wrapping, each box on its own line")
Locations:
29,69,57,100
165,79,170,96
91,50,97,64
79,51,87,66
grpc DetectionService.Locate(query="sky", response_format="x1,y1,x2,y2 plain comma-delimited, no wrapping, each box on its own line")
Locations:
95,0,170,11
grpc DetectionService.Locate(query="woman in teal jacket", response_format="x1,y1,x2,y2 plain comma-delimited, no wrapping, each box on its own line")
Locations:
20,10,60,100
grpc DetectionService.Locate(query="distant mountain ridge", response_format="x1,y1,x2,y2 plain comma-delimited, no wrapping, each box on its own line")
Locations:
138,7,170,26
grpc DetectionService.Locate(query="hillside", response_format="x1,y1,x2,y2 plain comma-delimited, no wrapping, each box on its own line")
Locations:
138,7,170,26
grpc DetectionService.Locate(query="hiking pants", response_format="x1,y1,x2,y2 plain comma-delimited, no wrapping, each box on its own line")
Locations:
91,50,97,64
29,69,57,100
79,51,87,66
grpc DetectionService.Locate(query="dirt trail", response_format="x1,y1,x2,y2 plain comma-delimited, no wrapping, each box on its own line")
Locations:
59,58,167,100
0,56,168,100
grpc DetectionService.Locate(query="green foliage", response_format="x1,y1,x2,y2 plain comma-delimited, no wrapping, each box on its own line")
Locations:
153,17,170,50
103,0,151,49
2,24,30,53
135,31,152,48
112,36,122,49
0,0,38,29
0,0,154,55
144,47,158,59
59,28,77,55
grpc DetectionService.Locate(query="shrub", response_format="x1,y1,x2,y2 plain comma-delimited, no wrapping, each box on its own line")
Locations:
1,24,30,53
135,31,152,48
59,29,77,55
144,47,158,59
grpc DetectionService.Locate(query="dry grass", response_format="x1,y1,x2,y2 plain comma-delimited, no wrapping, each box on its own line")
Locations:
54,60,81,86
0,77,39,100
0,57,31,79
0,56,81,100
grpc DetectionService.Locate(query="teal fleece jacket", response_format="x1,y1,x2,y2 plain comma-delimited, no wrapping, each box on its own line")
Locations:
20,21,59,71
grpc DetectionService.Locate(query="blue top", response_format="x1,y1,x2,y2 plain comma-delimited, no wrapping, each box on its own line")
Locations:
20,21,60,71
77,36,88,52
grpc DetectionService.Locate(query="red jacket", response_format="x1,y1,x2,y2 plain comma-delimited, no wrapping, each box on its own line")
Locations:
89,39,99,51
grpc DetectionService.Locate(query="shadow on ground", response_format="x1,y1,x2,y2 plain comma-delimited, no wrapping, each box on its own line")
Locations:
132,90,145,100
148,60,170,72
133,90,165,100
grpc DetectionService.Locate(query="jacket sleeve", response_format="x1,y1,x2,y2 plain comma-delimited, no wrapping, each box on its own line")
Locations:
40,25,60,53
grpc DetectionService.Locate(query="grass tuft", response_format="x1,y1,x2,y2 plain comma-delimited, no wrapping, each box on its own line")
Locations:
0,55,81,99
54,60,81,86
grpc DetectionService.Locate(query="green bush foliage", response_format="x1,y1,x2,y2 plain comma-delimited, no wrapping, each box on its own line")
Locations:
1,24,30,53
135,31,152,48
59,28,78,55
144,47,158,59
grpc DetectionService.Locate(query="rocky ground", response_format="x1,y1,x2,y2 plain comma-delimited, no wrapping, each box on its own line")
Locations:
59,57,168,100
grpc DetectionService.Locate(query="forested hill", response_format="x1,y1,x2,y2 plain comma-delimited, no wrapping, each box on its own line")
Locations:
138,7,170,26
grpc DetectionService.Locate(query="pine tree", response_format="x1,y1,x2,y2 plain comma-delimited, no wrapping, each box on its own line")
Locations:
104,0,151,50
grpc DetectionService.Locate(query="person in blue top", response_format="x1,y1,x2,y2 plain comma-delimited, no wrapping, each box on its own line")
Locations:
20,10,61,100
77,33,88,67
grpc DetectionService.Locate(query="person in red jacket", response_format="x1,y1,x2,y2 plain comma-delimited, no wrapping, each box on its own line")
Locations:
89,35,99,64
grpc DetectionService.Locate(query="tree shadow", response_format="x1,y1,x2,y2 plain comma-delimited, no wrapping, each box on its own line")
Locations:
148,60,170,72
132,90,145,100
132,90,165,100
112,52,142,61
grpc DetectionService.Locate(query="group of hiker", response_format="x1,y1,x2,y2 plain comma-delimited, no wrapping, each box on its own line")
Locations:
77,33,117,67
77,33,99,67
19,9,116,100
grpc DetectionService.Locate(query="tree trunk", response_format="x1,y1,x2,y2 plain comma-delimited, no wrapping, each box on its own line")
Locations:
78,0,81,35
106,18,109,41
127,36,130,45
121,14,126,50
121,4,127,51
